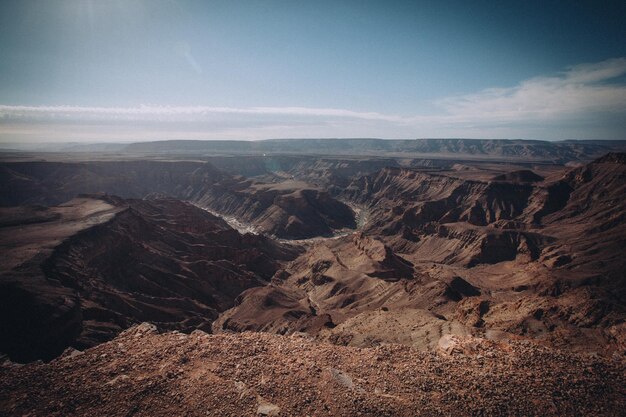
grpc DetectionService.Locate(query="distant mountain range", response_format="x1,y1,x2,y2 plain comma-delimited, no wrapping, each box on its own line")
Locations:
3,138,626,162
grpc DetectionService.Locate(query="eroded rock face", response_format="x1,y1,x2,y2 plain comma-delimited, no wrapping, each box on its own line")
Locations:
351,232,414,280
0,160,225,207
344,167,541,241
1,152,626,364
214,285,335,335
0,196,300,362
0,160,357,240
213,154,626,356
196,185,356,239
219,153,625,354
213,232,423,338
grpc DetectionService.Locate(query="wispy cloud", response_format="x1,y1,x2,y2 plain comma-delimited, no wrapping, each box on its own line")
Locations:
173,41,203,75
1,57,625,142
0,104,403,123
431,57,626,124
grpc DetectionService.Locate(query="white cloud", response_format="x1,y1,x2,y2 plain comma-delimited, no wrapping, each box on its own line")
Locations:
1,57,625,142
0,104,403,123
565,57,626,84
431,57,626,124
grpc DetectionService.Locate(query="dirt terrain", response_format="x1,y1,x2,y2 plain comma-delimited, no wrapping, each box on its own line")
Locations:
1,324,625,416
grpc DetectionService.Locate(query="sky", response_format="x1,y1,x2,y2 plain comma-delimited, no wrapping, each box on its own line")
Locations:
0,0,625,143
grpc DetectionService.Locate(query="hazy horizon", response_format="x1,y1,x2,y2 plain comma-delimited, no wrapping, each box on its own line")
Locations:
3,137,626,155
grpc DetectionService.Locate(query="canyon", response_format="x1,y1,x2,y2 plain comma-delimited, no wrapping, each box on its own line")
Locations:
1,139,625,415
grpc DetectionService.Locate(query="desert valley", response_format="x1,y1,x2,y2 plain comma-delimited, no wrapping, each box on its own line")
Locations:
1,138,625,415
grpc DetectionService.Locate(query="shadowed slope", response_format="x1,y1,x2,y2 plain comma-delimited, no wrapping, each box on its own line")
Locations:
0,196,299,362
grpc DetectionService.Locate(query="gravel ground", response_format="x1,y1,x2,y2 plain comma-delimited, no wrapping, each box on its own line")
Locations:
1,323,624,417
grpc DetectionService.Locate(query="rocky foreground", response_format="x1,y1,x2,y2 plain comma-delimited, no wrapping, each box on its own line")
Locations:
1,324,624,417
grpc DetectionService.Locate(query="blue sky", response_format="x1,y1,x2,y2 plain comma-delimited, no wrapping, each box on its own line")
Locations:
1,0,625,142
